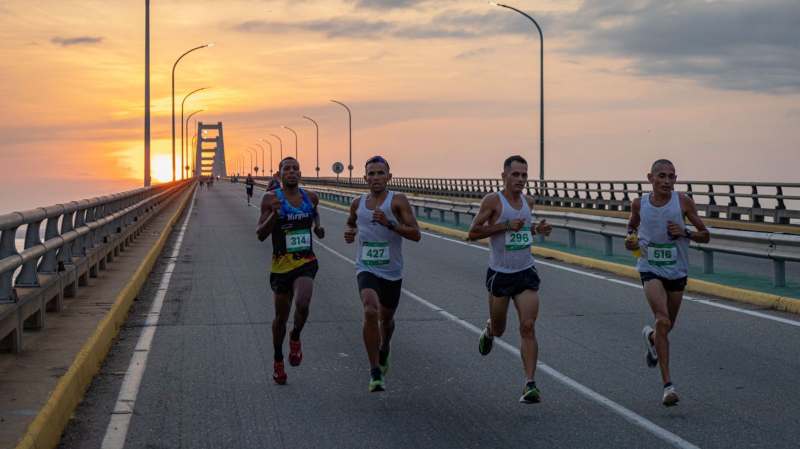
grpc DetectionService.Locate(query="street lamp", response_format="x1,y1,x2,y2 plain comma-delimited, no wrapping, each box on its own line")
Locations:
283,126,299,159
185,109,204,178
490,1,544,180
144,0,151,187
254,143,265,176
180,87,207,179
302,115,320,178
171,42,212,181
246,148,256,174
330,99,353,183
270,133,284,160
261,138,274,174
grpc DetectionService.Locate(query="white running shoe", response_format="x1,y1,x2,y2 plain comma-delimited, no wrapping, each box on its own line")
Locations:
662,384,679,407
642,325,658,368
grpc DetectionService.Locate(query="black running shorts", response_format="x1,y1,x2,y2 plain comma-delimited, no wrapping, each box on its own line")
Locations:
639,272,687,292
270,260,319,295
485,266,540,298
357,271,403,309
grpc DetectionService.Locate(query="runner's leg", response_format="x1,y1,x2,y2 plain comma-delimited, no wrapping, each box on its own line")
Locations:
488,294,511,337
272,292,292,361
361,288,381,368
290,276,314,340
643,280,672,385
513,290,540,381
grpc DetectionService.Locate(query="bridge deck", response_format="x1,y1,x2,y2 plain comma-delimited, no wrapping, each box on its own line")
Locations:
60,183,800,449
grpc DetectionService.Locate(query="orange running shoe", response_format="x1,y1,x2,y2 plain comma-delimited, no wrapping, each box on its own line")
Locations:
289,339,303,367
273,360,287,385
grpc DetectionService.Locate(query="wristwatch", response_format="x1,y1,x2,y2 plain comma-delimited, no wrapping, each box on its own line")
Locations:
387,221,396,231
684,229,692,239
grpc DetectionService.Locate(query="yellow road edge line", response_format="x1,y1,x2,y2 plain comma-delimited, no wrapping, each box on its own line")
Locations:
15,184,196,449
320,199,800,316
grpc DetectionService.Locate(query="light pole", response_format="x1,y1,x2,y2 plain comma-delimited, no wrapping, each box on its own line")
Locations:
191,133,197,176
246,148,256,174
330,99,353,183
185,109,204,178
254,143,265,176
171,43,211,181
180,87,207,179
261,138,274,174
283,126,299,159
270,133,284,160
144,0,151,187
491,1,544,180
302,115,320,178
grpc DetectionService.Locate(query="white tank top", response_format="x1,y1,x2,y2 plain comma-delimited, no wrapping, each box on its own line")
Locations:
635,192,689,279
355,191,404,281
489,192,536,273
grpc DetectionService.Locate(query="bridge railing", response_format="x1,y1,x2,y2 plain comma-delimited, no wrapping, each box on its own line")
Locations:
300,177,800,225
0,180,192,352
306,185,800,288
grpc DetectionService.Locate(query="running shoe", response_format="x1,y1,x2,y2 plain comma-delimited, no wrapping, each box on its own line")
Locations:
662,384,679,407
378,348,390,376
642,325,658,368
369,374,385,392
289,339,303,367
478,324,494,356
519,381,541,404
273,360,287,385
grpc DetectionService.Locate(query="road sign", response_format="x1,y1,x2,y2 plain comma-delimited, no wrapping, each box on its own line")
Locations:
332,162,345,174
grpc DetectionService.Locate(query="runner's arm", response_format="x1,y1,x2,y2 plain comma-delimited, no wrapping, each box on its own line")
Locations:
467,195,505,241
681,194,710,243
308,191,325,239
344,197,359,244
391,194,421,242
624,198,641,250
256,193,279,241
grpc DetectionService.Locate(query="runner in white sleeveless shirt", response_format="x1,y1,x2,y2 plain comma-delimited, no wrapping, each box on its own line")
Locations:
344,156,420,392
625,159,710,406
468,155,552,404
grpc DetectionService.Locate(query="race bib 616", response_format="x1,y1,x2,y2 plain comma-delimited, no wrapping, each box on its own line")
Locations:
647,243,677,266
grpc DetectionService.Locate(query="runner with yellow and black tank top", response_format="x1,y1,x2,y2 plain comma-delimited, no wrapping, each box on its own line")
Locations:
256,157,325,385
344,155,420,392
625,158,710,407
468,155,552,404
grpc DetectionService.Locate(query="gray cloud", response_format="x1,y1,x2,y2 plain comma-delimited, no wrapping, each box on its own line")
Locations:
349,0,425,10
563,0,800,93
51,36,103,47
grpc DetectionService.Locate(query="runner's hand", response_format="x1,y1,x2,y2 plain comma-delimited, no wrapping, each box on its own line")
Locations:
344,227,357,243
314,225,325,239
535,219,552,237
508,219,525,232
667,221,683,239
373,210,390,226
267,196,281,215
624,234,639,250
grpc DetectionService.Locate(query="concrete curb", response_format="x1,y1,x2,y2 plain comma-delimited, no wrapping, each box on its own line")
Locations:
320,199,800,315
14,184,195,449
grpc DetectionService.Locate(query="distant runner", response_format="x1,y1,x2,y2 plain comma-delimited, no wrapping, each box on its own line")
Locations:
468,155,551,404
625,159,710,406
257,157,325,385
344,156,420,392
245,173,255,205
267,172,281,191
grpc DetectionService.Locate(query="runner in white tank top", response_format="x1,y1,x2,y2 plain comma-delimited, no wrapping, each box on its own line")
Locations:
625,159,710,407
344,156,420,393
468,155,552,404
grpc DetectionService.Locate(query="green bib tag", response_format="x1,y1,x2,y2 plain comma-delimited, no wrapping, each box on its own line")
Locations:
647,243,677,266
505,227,532,251
361,241,390,266
286,229,311,253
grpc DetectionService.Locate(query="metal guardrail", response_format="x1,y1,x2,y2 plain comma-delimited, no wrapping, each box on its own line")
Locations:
301,177,800,226
0,180,192,352
307,185,800,289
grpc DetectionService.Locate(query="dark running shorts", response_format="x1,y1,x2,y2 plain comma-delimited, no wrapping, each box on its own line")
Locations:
485,266,540,298
246,186,254,195
639,272,687,293
357,271,403,309
270,260,319,295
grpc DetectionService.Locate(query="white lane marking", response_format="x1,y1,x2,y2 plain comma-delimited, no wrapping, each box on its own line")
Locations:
313,239,700,449
100,188,197,449
318,204,800,328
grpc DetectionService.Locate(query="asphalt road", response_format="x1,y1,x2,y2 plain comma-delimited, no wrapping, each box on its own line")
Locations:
60,183,800,449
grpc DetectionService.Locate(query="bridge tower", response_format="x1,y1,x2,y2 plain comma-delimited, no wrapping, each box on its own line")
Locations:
194,122,227,178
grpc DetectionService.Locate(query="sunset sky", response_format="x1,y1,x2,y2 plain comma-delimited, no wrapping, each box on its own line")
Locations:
0,0,798,205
